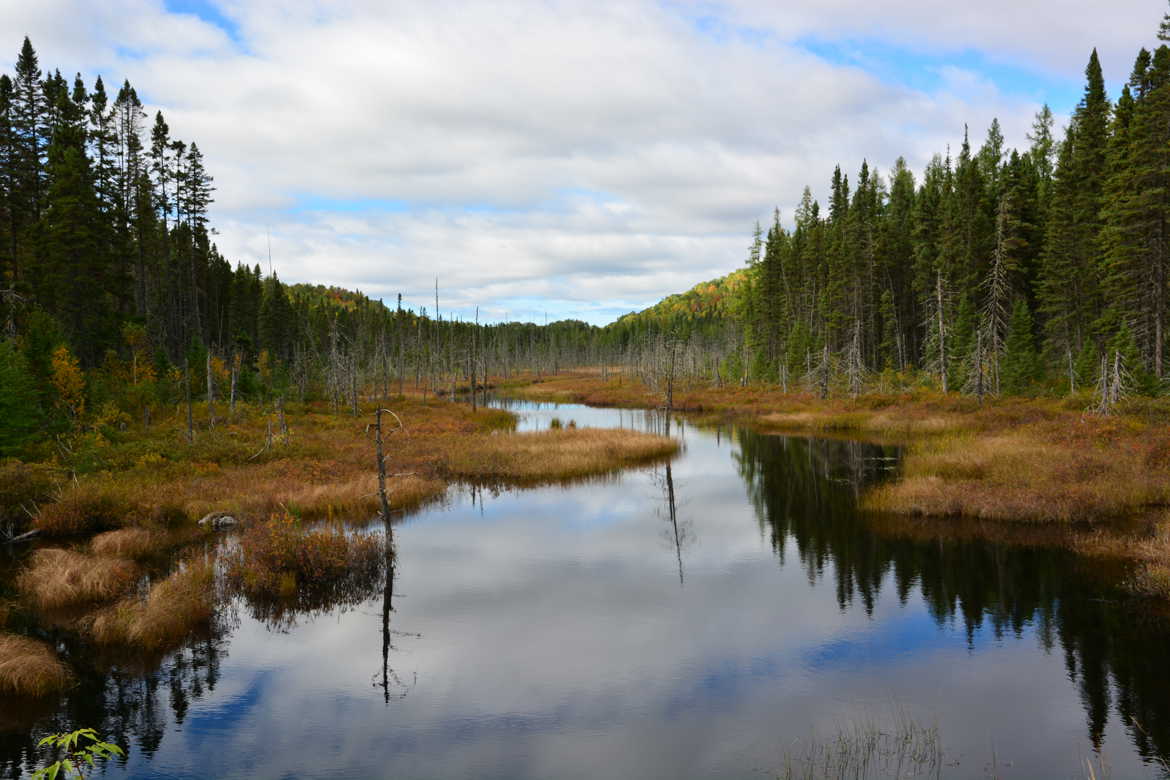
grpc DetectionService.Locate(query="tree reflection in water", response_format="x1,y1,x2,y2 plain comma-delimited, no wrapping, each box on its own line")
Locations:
732,428,1170,767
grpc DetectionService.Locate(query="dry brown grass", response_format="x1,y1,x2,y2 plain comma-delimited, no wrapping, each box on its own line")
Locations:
91,528,161,559
89,527,204,559
88,558,216,650
17,549,139,610
0,634,73,697
864,425,1170,522
442,428,678,483
26,394,672,540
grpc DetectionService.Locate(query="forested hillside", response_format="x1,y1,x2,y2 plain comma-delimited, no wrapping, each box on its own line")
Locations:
0,37,599,453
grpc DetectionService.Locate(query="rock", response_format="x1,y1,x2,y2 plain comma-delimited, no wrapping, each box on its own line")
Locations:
198,512,238,529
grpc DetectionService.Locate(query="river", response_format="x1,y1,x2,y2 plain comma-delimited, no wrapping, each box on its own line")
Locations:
2,399,1168,778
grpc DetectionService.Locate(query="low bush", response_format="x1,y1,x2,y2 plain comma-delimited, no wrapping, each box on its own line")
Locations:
0,461,60,535
35,481,138,536
226,515,384,602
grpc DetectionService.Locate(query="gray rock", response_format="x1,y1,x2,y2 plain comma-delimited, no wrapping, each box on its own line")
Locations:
198,512,238,529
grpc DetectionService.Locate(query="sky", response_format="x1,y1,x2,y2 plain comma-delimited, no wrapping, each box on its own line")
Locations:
0,0,1165,324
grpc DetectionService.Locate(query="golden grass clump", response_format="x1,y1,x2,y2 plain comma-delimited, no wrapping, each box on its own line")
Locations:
89,559,216,650
18,549,139,610
442,428,678,483
865,428,1168,522
0,634,73,697
91,528,161,559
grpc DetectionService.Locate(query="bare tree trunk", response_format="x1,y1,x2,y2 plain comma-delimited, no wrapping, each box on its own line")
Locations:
278,396,288,442
936,272,948,394
229,353,239,417
206,351,215,429
350,354,359,416
184,357,194,444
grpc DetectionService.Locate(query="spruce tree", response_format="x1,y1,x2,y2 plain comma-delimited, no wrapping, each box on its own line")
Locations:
0,338,42,453
1002,300,1041,394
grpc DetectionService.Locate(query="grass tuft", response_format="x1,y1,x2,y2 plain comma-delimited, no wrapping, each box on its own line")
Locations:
0,634,73,697
17,549,139,610
88,558,216,650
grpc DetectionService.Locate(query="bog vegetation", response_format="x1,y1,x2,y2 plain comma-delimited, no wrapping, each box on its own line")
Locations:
3,8,1170,713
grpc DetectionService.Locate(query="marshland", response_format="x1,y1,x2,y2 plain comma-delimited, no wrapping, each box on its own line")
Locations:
7,4,1170,778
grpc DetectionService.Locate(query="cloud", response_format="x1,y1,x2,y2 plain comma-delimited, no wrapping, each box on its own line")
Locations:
0,0,1154,322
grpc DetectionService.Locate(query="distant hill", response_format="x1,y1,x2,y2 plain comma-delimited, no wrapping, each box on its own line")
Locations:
612,268,747,328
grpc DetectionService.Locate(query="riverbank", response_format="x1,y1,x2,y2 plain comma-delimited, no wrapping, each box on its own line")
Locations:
509,371,1170,600
0,392,677,697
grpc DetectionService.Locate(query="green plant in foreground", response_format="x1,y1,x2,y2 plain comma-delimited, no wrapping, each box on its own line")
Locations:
31,729,124,779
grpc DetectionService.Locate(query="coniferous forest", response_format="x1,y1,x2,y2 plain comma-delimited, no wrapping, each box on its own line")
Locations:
6,26,1170,454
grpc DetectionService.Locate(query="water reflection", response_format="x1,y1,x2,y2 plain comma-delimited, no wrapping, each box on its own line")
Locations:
0,627,230,778
1,401,1168,779
733,427,1170,770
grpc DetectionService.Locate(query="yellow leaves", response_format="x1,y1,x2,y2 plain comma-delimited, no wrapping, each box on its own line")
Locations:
210,355,229,383
50,345,85,420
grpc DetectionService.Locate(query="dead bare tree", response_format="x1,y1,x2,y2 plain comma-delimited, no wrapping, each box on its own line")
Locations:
183,357,194,444
370,408,407,523
206,351,216,429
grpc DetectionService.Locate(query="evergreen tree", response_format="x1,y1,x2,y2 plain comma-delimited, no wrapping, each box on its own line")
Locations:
0,338,42,453
1002,300,1041,394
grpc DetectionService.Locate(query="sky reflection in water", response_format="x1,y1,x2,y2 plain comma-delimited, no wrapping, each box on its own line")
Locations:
3,400,1169,779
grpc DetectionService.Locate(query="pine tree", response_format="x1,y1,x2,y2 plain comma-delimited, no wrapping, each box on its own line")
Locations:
0,338,42,453
1002,300,1041,394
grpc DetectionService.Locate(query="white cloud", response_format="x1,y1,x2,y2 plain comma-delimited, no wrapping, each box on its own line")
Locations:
0,0,1154,322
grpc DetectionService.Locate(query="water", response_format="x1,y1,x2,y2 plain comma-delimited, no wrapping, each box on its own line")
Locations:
2,399,1169,779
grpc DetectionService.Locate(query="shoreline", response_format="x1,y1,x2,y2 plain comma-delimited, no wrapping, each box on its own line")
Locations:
504,370,1170,602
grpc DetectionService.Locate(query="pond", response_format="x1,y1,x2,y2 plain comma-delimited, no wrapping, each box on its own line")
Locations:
2,399,1169,778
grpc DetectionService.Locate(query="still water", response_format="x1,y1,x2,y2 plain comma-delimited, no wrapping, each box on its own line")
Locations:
2,399,1169,778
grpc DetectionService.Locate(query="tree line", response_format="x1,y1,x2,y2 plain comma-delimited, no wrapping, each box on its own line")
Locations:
0,37,605,454
729,24,1170,399
603,12,1170,406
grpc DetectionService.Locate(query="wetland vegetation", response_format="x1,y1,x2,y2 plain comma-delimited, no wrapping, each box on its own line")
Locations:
4,7,1170,776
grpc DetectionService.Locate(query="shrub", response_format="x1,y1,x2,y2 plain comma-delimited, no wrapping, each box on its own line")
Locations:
35,482,138,536
227,515,384,607
0,461,60,535
0,634,73,697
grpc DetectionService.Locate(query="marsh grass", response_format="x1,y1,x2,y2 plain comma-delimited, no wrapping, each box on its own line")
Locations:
864,426,1170,522
30,395,672,541
87,558,216,650
0,634,72,697
90,527,197,559
779,713,943,779
442,428,678,484
17,549,139,610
